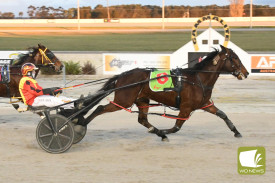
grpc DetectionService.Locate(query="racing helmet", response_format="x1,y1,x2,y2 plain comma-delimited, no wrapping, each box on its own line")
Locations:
21,63,38,77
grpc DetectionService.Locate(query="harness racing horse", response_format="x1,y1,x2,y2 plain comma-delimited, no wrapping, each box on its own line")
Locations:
79,45,249,141
0,44,63,98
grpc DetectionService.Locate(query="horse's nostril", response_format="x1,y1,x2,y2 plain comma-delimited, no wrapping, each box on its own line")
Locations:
60,65,64,71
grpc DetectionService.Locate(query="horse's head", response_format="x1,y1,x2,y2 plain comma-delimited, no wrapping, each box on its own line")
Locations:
219,45,249,80
33,44,63,72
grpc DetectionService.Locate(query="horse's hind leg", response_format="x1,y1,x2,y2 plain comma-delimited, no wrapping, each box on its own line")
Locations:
80,83,144,126
158,108,192,136
135,98,168,141
202,102,242,138
79,102,122,126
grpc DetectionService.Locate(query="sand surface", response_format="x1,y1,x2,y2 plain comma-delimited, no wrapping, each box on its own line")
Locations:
0,76,274,182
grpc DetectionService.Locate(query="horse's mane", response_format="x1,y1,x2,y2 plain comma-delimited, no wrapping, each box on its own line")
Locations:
182,48,220,73
12,46,38,66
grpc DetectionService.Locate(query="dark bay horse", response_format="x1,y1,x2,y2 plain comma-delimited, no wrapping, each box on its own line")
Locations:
79,45,249,141
0,44,63,98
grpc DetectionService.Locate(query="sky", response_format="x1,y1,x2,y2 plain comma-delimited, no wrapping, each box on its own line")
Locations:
1,0,275,17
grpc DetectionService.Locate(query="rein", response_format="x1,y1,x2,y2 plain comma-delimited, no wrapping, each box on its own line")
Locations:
54,78,110,92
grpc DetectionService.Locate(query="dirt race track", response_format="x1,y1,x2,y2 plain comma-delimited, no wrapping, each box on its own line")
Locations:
0,76,275,182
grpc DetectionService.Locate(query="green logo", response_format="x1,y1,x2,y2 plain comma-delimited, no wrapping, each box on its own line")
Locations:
238,147,265,175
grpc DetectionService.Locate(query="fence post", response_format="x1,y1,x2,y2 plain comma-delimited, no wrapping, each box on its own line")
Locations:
62,64,66,94
250,0,253,29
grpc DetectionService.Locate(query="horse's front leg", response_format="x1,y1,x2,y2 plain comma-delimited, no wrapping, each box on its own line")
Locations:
135,98,168,141
202,101,242,138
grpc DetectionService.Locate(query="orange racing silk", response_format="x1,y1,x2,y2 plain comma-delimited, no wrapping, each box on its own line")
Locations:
19,76,44,105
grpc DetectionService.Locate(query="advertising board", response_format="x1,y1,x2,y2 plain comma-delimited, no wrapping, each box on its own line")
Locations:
251,55,275,74
103,53,171,74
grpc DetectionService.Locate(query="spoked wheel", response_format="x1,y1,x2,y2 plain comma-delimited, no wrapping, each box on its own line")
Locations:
71,116,87,144
36,114,74,154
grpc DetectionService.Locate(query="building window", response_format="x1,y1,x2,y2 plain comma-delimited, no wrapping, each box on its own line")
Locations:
202,40,208,44
213,40,219,44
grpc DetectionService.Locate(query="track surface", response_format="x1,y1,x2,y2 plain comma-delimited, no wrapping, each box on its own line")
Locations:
0,76,274,182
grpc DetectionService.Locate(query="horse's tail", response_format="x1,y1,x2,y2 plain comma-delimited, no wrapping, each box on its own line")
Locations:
99,75,119,92
82,75,119,109
85,68,145,108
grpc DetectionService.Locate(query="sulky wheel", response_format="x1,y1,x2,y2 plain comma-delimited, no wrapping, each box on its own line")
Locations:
71,116,87,144
36,114,74,154
72,124,87,144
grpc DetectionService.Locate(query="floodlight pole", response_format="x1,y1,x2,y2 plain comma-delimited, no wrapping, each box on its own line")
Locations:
77,0,80,30
250,0,253,29
209,13,212,52
107,0,110,20
62,65,66,94
162,0,165,30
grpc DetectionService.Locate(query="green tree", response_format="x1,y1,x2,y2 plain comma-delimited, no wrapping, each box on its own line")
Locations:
19,12,23,18
92,4,107,18
65,8,77,18
1,12,15,18
80,6,92,19
36,6,50,18
27,5,36,18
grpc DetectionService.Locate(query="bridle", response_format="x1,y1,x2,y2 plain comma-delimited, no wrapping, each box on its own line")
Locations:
220,49,244,78
38,47,55,67
7,47,58,72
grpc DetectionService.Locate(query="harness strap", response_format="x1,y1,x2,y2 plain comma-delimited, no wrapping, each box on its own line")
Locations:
200,100,214,109
0,66,2,81
137,104,161,108
196,74,206,97
109,101,132,113
161,113,190,121
110,100,190,121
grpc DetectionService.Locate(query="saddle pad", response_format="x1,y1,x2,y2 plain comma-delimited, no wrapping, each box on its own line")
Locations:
149,70,174,92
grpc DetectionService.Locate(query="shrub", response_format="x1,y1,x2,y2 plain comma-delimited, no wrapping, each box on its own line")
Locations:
82,61,96,75
64,61,81,75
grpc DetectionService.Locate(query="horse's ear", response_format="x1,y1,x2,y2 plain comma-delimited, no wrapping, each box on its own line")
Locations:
220,45,227,53
38,44,42,48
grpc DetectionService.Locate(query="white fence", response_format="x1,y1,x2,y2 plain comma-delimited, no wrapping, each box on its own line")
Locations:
0,17,274,27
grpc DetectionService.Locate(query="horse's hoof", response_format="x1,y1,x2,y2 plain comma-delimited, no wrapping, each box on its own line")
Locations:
162,137,169,142
234,133,242,138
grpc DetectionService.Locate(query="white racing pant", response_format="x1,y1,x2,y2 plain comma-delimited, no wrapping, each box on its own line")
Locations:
32,95,75,109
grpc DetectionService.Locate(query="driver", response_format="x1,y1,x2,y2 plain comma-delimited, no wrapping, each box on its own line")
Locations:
19,63,75,109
